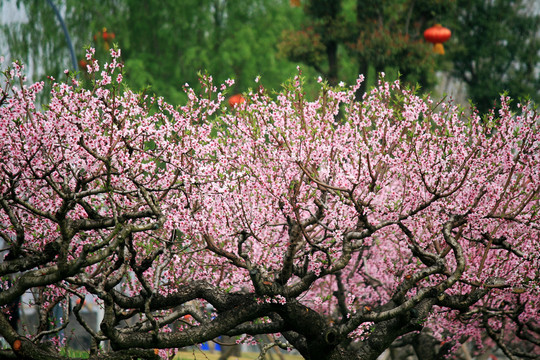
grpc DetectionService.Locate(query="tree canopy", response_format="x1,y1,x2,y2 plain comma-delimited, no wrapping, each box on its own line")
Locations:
0,0,310,104
443,0,540,113
278,0,540,108
0,49,538,360
278,0,447,92
2,0,539,111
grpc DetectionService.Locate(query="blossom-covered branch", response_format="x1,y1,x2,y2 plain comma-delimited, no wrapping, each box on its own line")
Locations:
0,50,538,360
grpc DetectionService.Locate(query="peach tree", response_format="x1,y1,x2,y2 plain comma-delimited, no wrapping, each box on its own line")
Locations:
0,49,538,360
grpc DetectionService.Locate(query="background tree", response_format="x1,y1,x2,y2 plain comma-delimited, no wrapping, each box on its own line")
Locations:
0,1,117,86
0,49,538,360
113,0,308,103
442,0,540,113
278,0,452,93
279,0,540,108
0,0,308,103
352,0,451,93
3,0,539,109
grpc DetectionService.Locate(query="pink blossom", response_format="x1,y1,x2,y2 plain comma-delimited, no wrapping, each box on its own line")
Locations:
0,48,538,359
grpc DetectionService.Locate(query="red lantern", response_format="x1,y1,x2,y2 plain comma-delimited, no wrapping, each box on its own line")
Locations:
79,59,96,73
228,94,245,108
102,28,116,42
93,28,116,51
12,339,22,351
423,24,451,55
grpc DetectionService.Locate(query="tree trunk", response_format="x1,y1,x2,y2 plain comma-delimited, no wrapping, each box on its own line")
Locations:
357,61,369,98
327,40,339,86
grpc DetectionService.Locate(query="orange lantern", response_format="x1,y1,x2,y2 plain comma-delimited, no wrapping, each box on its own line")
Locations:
102,28,115,42
423,24,451,55
79,59,96,73
290,0,301,6
12,339,22,351
93,28,116,51
228,94,245,108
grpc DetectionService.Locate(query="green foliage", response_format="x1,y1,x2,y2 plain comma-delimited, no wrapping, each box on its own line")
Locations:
278,0,540,108
58,347,90,358
277,0,448,91
278,26,326,67
0,0,309,103
2,0,538,111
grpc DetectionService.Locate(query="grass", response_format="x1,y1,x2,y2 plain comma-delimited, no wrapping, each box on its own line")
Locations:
56,346,304,359
59,348,90,358
174,350,304,360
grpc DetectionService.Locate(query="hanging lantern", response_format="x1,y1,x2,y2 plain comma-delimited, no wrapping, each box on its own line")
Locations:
228,94,245,108
290,0,301,6
78,58,96,73
423,24,451,55
101,28,115,42
93,27,116,51
12,339,22,352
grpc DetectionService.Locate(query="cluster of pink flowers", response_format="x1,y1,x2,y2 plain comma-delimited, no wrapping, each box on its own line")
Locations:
0,47,538,357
